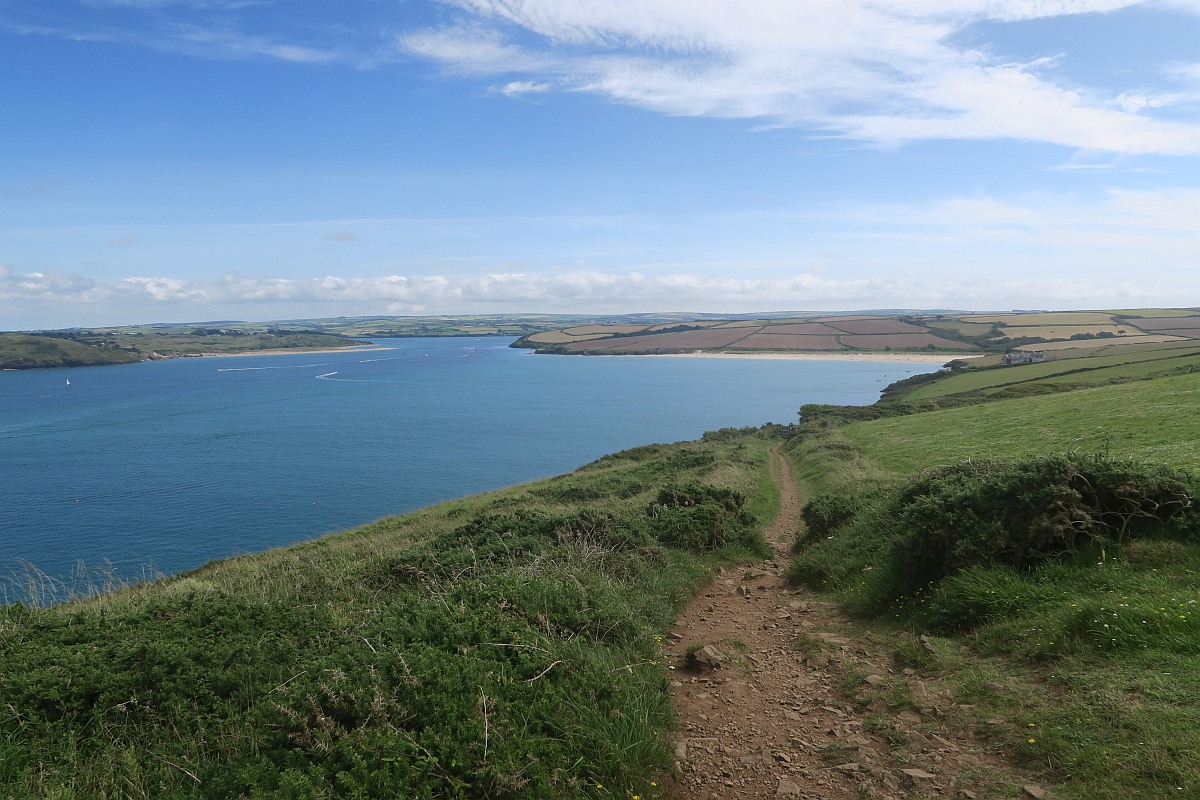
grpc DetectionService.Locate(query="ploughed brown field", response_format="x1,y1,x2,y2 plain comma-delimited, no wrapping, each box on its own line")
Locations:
732,333,844,350
839,333,975,349
819,318,928,335
1130,316,1200,333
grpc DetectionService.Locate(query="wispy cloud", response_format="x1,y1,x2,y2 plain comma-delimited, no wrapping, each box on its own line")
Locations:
9,2,1198,152
401,0,1200,155
1,2,373,65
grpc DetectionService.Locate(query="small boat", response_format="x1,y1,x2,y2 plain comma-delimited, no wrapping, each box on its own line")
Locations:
66,378,71,386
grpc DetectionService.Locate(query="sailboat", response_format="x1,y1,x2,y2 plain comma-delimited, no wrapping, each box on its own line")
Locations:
65,378,71,386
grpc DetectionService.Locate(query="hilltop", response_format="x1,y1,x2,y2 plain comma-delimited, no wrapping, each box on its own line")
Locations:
0,328,366,370
513,308,1200,358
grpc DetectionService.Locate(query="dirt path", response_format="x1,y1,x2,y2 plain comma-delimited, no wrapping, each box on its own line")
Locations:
665,445,1035,800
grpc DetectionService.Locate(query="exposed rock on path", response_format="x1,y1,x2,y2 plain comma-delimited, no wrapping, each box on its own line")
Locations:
665,445,1033,799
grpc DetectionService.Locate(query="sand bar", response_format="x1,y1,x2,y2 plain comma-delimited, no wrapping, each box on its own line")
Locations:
612,351,980,364
197,345,396,358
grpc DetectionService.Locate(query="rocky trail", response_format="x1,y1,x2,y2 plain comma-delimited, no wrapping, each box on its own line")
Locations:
664,446,1043,800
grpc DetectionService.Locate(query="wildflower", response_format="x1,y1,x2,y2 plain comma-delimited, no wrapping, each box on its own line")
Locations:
1028,738,1037,743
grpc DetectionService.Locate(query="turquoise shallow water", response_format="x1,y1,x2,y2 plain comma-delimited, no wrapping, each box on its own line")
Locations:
1,337,938,595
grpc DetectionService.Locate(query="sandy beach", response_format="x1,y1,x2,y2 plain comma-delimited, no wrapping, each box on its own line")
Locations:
626,350,980,364
197,345,396,358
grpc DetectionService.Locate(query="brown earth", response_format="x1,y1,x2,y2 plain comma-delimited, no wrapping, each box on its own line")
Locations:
732,334,844,351
664,446,1043,800
823,320,929,335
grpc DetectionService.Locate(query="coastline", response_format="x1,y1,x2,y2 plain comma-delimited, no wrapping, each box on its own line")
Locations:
197,345,395,358
618,350,978,364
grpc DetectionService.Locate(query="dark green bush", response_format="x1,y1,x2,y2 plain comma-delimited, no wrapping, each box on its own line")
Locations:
644,482,762,553
800,493,860,539
889,454,1194,585
789,454,1198,613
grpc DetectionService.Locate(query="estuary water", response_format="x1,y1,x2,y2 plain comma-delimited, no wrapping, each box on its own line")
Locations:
1,337,939,598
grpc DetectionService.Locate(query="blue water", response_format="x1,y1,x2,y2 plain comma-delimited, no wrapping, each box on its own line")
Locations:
1,337,937,594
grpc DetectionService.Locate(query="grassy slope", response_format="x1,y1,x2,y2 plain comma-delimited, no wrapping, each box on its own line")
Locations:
787,372,1200,799
0,430,778,799
0,331,364,369
848,371,1200,476
904,345,1200,401
0,333,141,369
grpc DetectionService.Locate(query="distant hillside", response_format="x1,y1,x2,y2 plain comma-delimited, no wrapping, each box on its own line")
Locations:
0,334,142,369
513,308,1200,356
0,330,365,370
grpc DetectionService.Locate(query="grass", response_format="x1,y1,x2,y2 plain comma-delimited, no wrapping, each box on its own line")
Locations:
843,370,1200,477
1,430,778,799
785,364,1200,799
902,344,1200,401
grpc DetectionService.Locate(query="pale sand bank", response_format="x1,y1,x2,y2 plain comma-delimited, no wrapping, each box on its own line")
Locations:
621,351,981,364
198,345,396,358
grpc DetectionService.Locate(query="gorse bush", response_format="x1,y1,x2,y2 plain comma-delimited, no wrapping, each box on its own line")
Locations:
790,453,1198,614
799,492,859,540
646,483,764,554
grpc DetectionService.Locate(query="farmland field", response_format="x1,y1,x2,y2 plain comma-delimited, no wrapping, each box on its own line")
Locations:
902,344,1200,400
753,322,843,335
512,308,1200,358
1015,334,1186,351
823,319,928,335
847,370,1200,477
967,311,1122,325
732,333,843,350
524,330,612,343
999,325,1133,338
839,333,973,349
924,319,996,336
1115,316,1200,331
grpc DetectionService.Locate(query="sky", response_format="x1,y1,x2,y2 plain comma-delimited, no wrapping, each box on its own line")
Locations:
2,1,1199,329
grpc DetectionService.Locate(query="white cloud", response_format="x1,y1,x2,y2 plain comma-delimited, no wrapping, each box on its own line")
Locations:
404,0,1200,154
498,79,551,96
3,186,1198,328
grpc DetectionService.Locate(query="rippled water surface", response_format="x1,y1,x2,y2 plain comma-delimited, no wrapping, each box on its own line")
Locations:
1,337,938,593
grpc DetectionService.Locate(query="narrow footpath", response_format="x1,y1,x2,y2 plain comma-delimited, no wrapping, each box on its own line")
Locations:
665,445,1038,800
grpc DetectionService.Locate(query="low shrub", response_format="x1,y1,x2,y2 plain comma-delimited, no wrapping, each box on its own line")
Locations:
789,453,1198,616
799,493,859,540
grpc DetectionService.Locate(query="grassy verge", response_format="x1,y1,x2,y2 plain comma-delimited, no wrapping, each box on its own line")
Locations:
1,429,777,799
784,373,1200,799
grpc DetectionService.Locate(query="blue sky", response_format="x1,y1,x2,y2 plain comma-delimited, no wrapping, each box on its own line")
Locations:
2,1,1199,329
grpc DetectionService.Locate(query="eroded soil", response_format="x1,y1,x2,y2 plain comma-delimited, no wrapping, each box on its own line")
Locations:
665,446,1043,800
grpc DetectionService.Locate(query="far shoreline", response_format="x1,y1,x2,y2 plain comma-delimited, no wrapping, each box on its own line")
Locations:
590,350,980,364
197,344,395,358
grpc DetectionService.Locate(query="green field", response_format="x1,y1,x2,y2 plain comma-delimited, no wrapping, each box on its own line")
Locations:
902,344,1200,401
850,372,1200,476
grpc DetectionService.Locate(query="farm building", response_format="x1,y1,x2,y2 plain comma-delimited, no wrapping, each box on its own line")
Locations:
1001,351,1047,366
